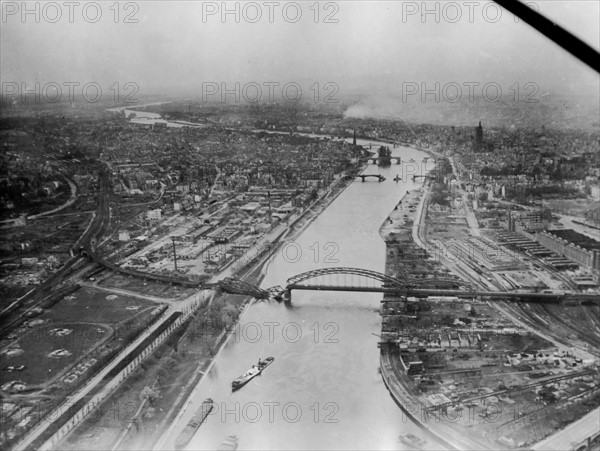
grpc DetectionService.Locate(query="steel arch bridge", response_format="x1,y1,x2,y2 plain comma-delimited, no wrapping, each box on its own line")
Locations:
218,277,270,299
215,269,599,305
286,267,405,290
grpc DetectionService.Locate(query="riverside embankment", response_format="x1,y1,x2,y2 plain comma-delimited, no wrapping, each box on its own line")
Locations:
156,143,447,450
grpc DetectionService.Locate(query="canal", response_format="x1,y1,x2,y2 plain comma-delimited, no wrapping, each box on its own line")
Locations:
161,141,445,450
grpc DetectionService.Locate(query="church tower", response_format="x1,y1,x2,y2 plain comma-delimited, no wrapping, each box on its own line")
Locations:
473,121,483,152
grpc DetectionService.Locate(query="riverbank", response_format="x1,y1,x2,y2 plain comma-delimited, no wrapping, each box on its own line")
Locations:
376,166,598,450
379,188,421,242
59,159,363,451
151,296,258,451
142,141,443,450
379,350,460,450
283,169,365,241
149,167,363,450
378,187,451,448
377,182,493,450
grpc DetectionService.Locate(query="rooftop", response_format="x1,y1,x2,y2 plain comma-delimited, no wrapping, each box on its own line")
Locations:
546,229,600,252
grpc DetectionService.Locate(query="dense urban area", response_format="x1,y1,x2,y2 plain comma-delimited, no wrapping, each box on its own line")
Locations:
1,97,599,451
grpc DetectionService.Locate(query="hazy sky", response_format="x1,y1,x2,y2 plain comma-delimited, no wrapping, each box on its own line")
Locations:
1,1,599,100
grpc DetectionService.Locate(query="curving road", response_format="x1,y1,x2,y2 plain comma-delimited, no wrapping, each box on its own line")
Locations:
532,407,600,450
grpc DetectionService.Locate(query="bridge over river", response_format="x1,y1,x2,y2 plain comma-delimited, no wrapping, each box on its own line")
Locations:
78,254,600,305
218,267,600,306
357,174,386,182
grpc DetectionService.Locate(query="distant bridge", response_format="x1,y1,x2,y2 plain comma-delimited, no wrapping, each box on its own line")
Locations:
366,157,402,164
358,174,386,182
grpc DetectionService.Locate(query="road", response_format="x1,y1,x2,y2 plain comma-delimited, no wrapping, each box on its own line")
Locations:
79,281,180,304
448,157,482,237
28,177,78,220
411,181,497,291
532,407,600,450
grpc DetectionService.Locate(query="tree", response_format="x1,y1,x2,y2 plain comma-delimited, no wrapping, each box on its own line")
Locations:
538,386,557,404
140,386,160,406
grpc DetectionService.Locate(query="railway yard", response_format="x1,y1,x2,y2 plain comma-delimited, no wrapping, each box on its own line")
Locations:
380,170,600,449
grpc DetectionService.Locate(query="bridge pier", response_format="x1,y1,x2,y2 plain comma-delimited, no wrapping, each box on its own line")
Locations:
283,289,291,303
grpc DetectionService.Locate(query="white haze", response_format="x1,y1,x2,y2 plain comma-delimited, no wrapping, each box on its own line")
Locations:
1,1,598,126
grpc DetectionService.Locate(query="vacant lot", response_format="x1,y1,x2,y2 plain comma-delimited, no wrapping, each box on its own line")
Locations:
42,286,159,323
0,286,162,391
2,322,112,386
98,273,197,300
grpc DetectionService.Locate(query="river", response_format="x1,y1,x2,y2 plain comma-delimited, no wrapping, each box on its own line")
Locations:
107,104,207,128
156,138,446,450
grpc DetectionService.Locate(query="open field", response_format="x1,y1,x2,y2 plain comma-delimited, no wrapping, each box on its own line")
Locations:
1,322,112,386
0,286,166,447
56,292,243,451
97,272,198,300
42,286,160,323
1,287,162,390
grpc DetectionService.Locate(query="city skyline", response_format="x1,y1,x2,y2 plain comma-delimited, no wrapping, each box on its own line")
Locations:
2,1,599,97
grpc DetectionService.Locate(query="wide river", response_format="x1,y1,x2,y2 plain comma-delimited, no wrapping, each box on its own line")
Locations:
160,139,444,450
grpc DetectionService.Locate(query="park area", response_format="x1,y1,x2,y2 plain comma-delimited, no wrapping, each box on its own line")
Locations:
0,286,166,445
1,286,163,392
